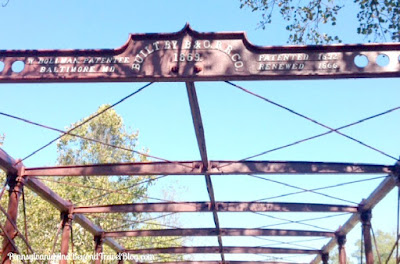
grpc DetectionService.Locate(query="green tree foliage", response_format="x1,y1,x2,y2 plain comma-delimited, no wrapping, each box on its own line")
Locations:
352,229,397,264
7,105,182,261
239,0,400,44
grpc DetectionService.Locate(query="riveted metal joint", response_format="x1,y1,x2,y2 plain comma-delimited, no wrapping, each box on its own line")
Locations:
194,65,202,73
321,253,329,264
360,209,372,226
171,66,179,73
336,233,347,247
60,210,74,226
94,234,104,244
392,160,400,186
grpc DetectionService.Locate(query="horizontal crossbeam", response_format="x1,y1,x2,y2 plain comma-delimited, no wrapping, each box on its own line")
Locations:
124,246,321,255
74,202,357,214
104,228,335,237
23,160,393,176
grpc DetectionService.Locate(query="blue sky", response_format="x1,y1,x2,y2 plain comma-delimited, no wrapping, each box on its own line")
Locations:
1,0,399,262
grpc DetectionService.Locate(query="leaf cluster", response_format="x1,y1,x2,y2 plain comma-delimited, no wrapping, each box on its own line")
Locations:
355,0,400,42
240,0,400,44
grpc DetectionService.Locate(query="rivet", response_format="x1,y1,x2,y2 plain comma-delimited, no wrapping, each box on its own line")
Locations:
194,66,202,73
171,66,179,73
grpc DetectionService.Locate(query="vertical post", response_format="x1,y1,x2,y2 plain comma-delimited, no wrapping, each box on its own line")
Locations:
60,211,73,264
336,234,347,264
361,210,374,264
1,171,25,263
94,235,103,264
321,253,329,264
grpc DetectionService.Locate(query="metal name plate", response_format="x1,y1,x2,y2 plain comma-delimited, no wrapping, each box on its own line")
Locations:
0,24,399,83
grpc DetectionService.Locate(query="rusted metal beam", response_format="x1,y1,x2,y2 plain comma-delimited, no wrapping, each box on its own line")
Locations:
0,222,25,264
1,172,24,264
74,214,103,236
205,174,225,261
74,201,358,214
0,25,399,83
60,212,72,264
104,228,335,237
321,253,329,264
337,235,347,264
23,171,131,264
25,177,123,251
23,160,394,176
124,246,321,255
94,235,103,264
0,148,20,174
22,176,125,253
186,82,208,168
186,81,225,262
361,211,374,264
25,177,72,211
211,161,394,175
311,161,400,264
103,237,125,254
0,203,34,254
24,161,201,176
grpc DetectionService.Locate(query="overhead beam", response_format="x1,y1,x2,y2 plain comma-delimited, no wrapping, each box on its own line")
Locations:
24,161,200,176
23,161,394,176
211,161,393,175
124,246,321,255
311,161,400,264
74,201,358,214
1,29,399,83
104,228,335,238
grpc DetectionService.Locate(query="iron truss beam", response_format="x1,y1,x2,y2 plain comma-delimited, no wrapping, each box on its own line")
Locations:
0,148,126,255
124,246,321,255
104,228,335,238
0,149,20,175
311,161,400,264
26,180,125,253
73,201,357,214
23,160,394,176
186,81,226,262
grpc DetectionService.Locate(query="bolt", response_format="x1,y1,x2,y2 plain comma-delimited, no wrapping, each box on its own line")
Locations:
194,66,202,73
171,66,179,73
